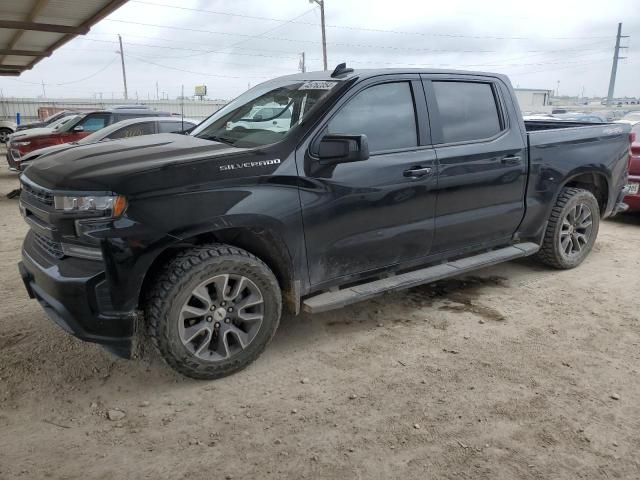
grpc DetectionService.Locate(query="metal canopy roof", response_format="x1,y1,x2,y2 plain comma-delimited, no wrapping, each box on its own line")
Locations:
0,0,128,76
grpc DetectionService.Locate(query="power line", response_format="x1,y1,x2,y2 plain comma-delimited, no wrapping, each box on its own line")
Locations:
175,6,319,59
124,53,279,79
81,37,300,60
125,0,612,41
7,57,118,86
508,58,612,76
99,19,614,57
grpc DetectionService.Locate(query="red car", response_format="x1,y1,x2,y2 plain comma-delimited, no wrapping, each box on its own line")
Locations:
624,121,640,211
6,108,170,167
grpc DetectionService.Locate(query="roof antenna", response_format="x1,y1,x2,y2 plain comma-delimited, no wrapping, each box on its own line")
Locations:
331,62,354,78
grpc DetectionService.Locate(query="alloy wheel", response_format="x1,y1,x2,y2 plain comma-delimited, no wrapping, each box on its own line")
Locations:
178,274,264,361
559,202,593,257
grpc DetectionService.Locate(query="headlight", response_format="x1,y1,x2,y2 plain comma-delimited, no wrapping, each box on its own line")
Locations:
14,141,31,146
53,194,127,217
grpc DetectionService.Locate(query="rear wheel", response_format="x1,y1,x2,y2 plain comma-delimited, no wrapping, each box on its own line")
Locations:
147,244,281,379
536,187,600,269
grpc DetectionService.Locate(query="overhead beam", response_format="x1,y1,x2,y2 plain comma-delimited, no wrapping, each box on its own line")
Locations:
0,49,50,57
0,71,21,76
0,64,31,71
0,20,89,35
25,1,130,73
0,0,50,65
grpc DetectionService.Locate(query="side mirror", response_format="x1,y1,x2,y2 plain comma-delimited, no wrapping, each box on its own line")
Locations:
73,125,84,132
317,134,369,164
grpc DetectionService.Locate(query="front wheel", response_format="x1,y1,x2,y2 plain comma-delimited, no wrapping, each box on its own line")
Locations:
146,244,282,379
536,187,600,269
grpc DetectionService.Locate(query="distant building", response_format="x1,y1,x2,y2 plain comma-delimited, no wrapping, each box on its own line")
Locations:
514,88,552,108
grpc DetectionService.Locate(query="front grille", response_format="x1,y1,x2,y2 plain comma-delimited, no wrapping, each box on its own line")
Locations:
33,232,65,259
21,178,54,206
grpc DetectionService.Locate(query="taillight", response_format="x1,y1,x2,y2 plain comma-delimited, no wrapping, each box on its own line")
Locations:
631,132,637,144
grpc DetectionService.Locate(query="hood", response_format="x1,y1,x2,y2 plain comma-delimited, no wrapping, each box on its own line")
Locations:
10,126,56,140
21,142,75,163
23,133,252,194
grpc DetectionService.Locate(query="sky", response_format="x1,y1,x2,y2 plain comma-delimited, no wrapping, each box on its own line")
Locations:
1,0,638,100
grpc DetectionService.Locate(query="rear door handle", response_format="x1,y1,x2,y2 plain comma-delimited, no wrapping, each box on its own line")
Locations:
501,155,522,165
403,166,433,178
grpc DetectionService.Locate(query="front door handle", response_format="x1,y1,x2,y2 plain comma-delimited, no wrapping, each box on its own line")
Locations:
403,166,433,178
501,155,522,165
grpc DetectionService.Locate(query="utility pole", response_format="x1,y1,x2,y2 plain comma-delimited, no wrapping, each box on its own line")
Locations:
155,81,159,100
556,80,560,97
299,52,306,73
606,23,628,106
310,0,327,70
117,34,128,100
41,81,46,98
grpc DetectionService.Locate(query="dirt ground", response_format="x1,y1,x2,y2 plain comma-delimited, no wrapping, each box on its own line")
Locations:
1,162,639,480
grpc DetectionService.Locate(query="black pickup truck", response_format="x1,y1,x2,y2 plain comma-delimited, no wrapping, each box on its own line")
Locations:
17,65,631,379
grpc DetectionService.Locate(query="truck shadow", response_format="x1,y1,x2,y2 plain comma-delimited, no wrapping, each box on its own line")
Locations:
271,273,512,351
606,212,640,226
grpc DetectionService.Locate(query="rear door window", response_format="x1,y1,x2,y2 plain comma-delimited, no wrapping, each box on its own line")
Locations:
327,82,418,153
432,81,503,143
158,121,195,133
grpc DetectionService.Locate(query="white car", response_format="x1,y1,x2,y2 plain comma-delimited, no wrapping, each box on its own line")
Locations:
0,119,17,143
227,104,293,133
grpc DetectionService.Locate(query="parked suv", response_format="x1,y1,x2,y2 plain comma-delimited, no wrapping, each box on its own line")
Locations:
18,66,631,379
16,117,198,171
7,108,171,163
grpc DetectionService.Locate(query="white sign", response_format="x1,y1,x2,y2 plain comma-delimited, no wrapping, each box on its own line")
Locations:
299,81,337,90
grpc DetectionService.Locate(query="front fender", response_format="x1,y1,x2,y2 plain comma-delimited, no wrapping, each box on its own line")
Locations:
103,179,306,312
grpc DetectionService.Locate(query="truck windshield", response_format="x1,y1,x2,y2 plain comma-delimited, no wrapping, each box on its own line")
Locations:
191,79,341,148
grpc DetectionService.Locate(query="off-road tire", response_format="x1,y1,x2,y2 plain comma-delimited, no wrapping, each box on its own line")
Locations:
536,187,600,269
146,244,281,380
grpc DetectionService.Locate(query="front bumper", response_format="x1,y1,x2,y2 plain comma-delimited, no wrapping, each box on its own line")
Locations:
5,149,20,171
19,234,137,358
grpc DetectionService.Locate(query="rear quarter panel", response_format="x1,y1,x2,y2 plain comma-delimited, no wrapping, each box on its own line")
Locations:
519,123,630,241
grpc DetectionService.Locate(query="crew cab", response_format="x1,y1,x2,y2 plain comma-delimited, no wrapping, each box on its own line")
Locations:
7,108,171,164
17,66,631,379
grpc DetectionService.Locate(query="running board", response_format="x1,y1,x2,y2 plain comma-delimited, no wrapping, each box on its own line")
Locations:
302,243,539,314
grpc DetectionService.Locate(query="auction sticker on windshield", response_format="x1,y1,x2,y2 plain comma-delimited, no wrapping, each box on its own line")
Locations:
299,81,337,90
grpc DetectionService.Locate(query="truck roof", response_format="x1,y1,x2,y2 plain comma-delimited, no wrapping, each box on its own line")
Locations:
278,67,510,83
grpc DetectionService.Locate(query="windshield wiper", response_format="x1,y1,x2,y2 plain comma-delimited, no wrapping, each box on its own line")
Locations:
201,134,236,146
